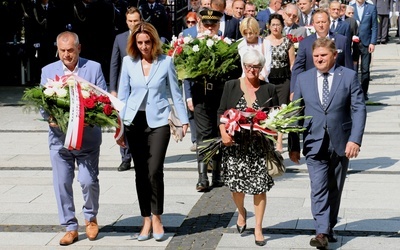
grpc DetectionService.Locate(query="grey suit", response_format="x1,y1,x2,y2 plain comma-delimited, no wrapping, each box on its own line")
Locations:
290,65,366,235
285,23,308,38
109,30,132,164
40,58,107,231
372,0,392,42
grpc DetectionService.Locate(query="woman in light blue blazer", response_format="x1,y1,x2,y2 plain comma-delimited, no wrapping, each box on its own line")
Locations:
117,22,189,241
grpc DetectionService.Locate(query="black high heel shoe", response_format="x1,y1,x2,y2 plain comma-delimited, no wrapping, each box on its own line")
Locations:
236,208,247,234
254,232,266,246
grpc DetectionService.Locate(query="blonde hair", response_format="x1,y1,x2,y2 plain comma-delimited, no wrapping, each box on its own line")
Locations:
239,17,260,36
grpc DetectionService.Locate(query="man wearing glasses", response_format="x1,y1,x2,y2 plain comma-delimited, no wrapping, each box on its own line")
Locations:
283,3,308,38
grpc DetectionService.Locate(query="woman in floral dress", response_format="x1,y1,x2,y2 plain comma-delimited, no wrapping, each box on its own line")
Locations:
217,50,279,246
264,13,295,152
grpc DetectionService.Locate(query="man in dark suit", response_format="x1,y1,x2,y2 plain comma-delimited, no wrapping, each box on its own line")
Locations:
372,0,392,44
345,5,360,71
244,2,267,36
351,0,377,100
298,0,314,26
109,7,142,172
328,1,352,45
290,9,353,95
211,0,242,40
256,0,282,23
41,31,107,246
289,37,366,249
139,0,170,42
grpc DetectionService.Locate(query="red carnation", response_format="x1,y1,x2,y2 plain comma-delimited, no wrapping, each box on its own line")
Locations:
98,95,111,104
238,116,247,124
287,34,293,40
253,111,267,124
298,36,304,42
103,104,113,116
292,37,298,43
244,107,256,112
90,93,98,102
168,49,174,56
176,46,183,55
84,98,96,109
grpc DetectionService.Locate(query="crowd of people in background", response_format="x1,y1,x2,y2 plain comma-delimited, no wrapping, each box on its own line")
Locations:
1,0,394,248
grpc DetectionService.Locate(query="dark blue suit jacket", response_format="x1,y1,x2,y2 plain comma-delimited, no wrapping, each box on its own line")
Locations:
290,33,353,92
224,14,242,40
109,31,129,93
291,65,366,157
256,8,271,23
331,19,352,45
352,2,378,46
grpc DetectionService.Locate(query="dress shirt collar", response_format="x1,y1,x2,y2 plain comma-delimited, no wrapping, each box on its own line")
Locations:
63,62,79,76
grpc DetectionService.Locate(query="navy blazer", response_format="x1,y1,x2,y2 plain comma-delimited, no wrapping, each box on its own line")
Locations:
224,14,242,40
352,2,378,46
331,19,352,45
256,8,271,23
109,30,129,93
290,32,353,92
40,58,107,150
291,66,366,157
118,54,189,128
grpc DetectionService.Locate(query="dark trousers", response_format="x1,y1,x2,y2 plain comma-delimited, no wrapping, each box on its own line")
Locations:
120,126,132,163
306,133,349,235
125,112,171,216
358,43,372,95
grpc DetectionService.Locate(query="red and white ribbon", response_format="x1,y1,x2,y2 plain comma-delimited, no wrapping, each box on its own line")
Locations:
220,109,242,136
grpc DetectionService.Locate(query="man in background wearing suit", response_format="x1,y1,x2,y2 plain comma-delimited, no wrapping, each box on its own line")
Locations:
290,9,353,96
139,0,170,42
109,7,142,172
283,3,308,38
297,0,314,26
257,0,282,23
244,2,267,35
40,31,107,246
345,5,360,72
351,0,377,100
328,1,352,45
211,0,242,40
372,0,392,44
289,37,366,249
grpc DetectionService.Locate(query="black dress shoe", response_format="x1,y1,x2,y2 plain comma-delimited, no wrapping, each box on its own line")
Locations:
310,234,328,249
327,229,338,243
236,208,247,234
118,162,131,172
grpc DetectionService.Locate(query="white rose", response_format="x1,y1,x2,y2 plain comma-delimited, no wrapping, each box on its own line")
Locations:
203,30,211,36
171,35,177,43
294,42,299,49
66,77,76,87
192,45,200,52
80,82,90,90
183,36,192,44
43,88,55,97
206,39,214,47
81,90,90,99
223,37,232,45
55,88,68,98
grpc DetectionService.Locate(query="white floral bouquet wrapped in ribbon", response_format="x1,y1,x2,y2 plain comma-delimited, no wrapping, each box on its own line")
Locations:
22,75,124,150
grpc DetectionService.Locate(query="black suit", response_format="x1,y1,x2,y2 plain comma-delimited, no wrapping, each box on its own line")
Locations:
139,2,170,41
345,16,359,63
223,14,242,41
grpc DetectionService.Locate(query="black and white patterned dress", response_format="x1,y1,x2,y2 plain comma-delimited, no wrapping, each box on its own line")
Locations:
221,96,274,195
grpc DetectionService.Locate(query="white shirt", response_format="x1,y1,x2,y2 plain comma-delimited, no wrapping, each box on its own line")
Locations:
219,14,226,36
63,63,78,76
356,2,365,21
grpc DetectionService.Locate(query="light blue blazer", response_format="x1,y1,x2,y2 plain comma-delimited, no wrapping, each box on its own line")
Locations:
118,54,189,127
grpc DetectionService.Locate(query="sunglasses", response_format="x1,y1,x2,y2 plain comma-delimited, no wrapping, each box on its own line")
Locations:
186,20,197,25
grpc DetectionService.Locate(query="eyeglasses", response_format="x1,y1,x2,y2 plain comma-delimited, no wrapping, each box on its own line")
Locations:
244,64,263,70
286,13,298,18
186,20,197,25
270,23,282,27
